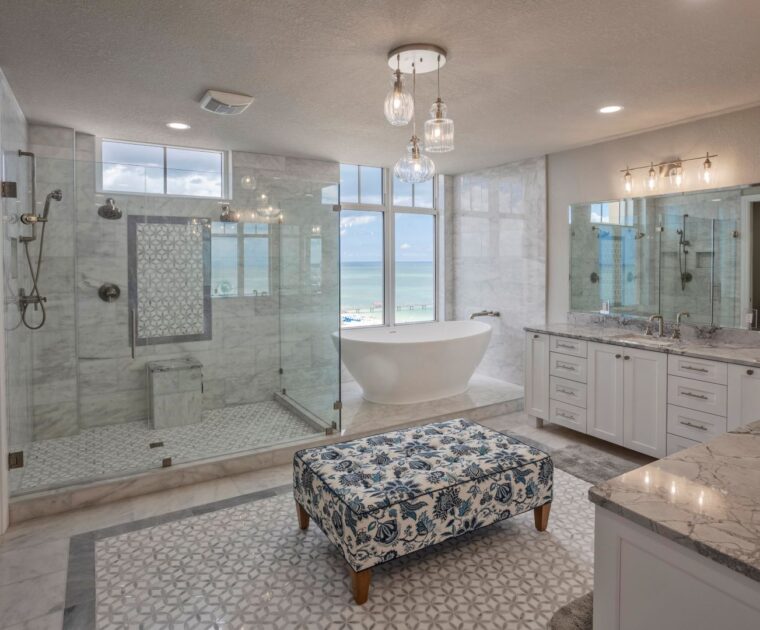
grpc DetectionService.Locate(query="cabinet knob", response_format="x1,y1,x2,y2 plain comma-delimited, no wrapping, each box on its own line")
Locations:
615,354,622,359
624,355,631,360
534,334,540,338
748,369,755,376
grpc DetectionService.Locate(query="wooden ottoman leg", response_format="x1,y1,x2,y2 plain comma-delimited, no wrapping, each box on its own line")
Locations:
534,502,551,531
296,501,309,530
349,567,372,605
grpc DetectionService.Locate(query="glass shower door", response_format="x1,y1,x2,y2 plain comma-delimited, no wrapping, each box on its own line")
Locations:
278,174,341,434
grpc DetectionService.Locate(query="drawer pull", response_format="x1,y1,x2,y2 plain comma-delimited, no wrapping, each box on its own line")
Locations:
556,361,577,371
748,369,755,376
682,391,709,401
682,365,709,373
534,334,540,338
556,387,576,396
557,410,575,420
680,420,708,431
556,342,576,349
624,355,630,360
615,354,622,359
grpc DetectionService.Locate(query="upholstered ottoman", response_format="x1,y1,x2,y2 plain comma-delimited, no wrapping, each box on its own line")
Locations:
293,418,554,604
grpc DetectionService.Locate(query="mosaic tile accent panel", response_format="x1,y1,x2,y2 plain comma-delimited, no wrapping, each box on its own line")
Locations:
9,401,319,493
88,468,592,629
128,216,211,344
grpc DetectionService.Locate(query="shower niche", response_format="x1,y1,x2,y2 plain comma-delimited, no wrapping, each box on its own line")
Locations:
569,186,753,328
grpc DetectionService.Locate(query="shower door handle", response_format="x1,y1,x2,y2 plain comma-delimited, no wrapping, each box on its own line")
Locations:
130,308,136,359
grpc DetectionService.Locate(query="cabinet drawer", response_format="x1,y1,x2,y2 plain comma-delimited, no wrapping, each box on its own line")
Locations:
667,376,727,417
667,355,727,385
549,352,587,383
550,376,587,408
666,433,701,456
667,404,727,443
550,336,587,358
549,399,587,432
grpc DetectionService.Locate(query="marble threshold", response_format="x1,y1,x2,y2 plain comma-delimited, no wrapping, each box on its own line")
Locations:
589,420,760,583
9,374,523,524
525,322,760,367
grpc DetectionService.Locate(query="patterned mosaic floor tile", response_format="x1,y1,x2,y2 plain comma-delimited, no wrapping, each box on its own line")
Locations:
93,469,592,629
10,401,319,494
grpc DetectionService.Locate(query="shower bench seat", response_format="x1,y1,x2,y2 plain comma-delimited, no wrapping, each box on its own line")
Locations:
292,418,554,604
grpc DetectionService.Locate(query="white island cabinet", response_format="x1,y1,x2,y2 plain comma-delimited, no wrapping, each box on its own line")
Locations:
727,363,760,430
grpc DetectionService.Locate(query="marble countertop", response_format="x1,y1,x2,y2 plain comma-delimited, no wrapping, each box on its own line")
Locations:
524,322,760,367
589,421,760,582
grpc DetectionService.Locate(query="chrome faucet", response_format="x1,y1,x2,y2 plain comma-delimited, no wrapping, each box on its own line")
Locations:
646,314,665,337
470,310,500,320
672,311,690,339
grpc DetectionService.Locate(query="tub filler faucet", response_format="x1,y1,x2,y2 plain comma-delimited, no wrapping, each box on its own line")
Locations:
470,310,501,319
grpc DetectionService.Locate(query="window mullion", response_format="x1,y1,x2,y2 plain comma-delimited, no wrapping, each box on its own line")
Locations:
385,169,395,326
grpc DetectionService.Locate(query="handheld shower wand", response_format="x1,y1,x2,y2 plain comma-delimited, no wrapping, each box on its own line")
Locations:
19,187,63,329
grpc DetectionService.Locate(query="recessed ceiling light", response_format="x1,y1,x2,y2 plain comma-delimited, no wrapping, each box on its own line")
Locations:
599,105,623,114
166,122,190,130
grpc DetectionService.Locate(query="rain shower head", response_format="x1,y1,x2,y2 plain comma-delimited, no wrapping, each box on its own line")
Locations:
97,197,122,220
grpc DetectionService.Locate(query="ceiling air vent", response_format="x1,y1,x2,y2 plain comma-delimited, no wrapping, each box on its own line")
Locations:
199,90,254,115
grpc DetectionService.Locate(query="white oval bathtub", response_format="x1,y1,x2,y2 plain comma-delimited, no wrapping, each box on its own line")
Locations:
339,320,492,404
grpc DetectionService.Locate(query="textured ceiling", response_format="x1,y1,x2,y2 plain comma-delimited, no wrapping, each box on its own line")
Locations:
2,0,760,174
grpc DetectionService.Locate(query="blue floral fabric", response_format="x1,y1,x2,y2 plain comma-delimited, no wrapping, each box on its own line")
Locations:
293,418,553,572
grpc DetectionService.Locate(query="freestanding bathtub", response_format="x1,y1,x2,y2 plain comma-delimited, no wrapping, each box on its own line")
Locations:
339,320,492,404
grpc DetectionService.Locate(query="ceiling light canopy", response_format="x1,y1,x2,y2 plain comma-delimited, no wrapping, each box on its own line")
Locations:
166,122,190,130
599,105,623,114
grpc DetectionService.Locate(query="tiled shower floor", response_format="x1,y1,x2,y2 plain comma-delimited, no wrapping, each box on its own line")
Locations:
9,401,320,495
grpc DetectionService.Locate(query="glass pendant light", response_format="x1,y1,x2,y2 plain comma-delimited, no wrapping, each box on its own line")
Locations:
394,66,436,183
669,162,683,188
240,173,256,190
647,162,658,191
702,153,713,184
623,167,633,194
255,193,281,221
383,55,414,126
424,55,454,152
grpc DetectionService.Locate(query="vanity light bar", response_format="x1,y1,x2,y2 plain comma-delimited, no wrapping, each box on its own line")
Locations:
619,153,717,191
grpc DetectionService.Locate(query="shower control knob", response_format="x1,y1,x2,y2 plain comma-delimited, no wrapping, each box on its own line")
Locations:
98,283,121,302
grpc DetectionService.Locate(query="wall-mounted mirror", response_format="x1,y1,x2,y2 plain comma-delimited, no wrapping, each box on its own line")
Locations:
569,185,760,329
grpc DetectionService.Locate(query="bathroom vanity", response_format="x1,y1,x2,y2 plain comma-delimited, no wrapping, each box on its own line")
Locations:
588,420,760,629
524,323,760,457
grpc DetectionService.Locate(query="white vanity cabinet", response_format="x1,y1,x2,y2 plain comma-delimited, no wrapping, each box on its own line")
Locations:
524,332,550,420
586,342,667,457
727,364,760,431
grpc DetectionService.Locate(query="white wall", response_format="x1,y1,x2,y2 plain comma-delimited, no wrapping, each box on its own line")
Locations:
548,105,760,322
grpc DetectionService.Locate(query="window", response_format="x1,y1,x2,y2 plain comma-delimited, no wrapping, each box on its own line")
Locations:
339,164,438,328
101,140,224,198
210,221,270,297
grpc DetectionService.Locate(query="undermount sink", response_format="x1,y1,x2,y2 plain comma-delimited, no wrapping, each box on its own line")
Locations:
613,334,676,347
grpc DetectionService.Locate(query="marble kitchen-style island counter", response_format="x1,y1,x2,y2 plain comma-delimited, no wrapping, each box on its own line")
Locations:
588,421,760,629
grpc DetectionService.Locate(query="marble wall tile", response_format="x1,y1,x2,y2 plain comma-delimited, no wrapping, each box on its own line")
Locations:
448,156,547,386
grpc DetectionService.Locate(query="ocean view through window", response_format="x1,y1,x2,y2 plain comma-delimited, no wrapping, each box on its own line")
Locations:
339,164,437,328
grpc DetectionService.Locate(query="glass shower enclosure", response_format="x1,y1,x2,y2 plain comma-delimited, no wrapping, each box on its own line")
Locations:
2,135,340,496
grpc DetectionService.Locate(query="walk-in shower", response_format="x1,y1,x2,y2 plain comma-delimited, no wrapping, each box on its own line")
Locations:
17,150,62,329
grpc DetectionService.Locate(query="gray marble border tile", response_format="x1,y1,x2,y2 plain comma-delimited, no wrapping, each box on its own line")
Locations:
63,483,293,629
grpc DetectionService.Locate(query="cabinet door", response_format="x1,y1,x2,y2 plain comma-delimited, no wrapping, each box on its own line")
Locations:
587,342,625,445
524,332,550,419
727,364,760,431
623,347,667,458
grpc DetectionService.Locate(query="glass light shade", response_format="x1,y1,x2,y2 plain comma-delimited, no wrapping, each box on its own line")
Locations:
702,155,713,185
647,164,658,191
240,173,256,190
669,163,684,188
383,71,414,126
623,169,633,194
394,137,436,184
424,98,454,152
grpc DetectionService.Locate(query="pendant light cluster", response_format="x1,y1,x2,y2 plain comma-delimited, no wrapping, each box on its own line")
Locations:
620,153,717,194
383,44,453,183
